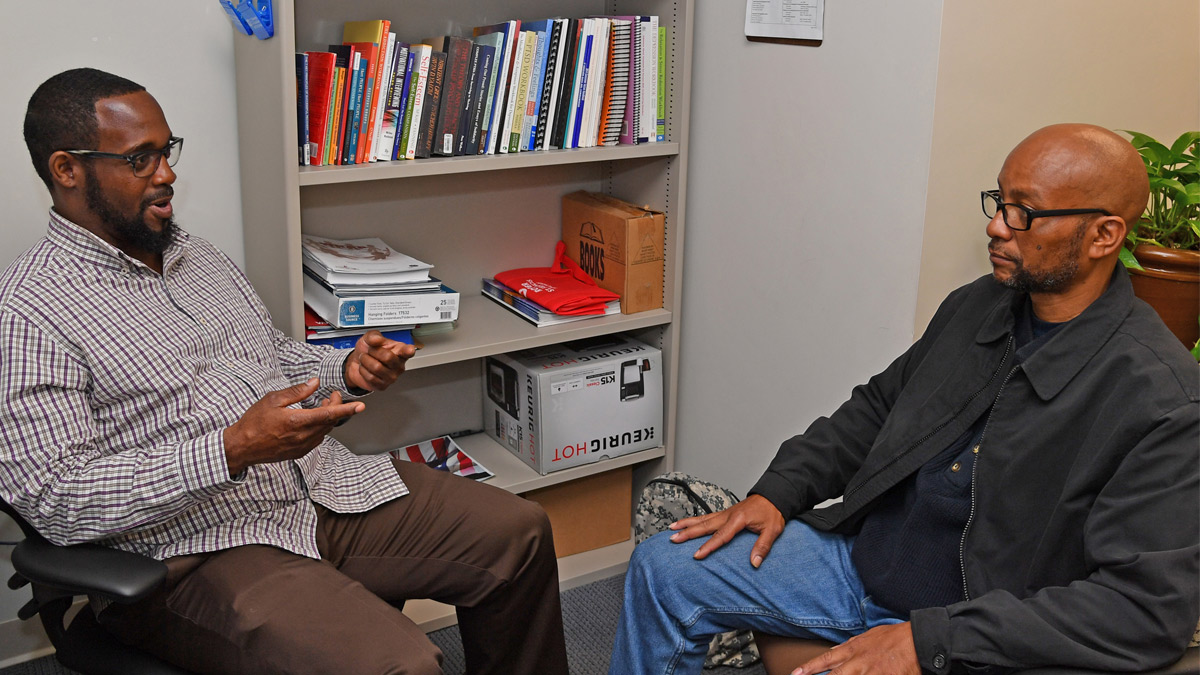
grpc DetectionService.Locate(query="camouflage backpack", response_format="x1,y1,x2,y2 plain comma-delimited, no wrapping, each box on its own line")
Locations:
635,472,760,669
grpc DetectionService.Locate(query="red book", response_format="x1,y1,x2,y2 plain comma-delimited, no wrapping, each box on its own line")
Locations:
342,19,389,164
304,52,336,166
327,45,354,164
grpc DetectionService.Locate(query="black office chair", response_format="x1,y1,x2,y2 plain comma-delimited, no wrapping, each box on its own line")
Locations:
1,498,192,675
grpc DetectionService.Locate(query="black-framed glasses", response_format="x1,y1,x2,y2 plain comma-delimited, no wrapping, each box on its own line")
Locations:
981,189,1109,231
65,136,183,178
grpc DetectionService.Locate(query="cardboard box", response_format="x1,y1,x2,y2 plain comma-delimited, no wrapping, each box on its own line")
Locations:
483,334,663,474
524,466,632,558
562,191,664,314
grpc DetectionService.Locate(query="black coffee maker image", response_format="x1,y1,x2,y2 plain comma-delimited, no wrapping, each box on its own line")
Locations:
485,357,520,418
620,358,649,401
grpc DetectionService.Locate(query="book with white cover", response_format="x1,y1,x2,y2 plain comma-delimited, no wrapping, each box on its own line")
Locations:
301,235,433,285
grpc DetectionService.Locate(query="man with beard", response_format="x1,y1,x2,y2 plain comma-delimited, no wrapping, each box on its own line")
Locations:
1,68,569,675
611,124,1198,675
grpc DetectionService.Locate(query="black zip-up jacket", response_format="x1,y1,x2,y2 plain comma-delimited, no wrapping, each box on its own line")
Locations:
750,266,1199,673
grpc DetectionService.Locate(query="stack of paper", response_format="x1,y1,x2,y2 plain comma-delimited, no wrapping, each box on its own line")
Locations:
302,235,459,331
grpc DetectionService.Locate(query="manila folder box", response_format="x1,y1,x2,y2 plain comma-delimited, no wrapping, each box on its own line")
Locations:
483,334,663,475
562,190,664,314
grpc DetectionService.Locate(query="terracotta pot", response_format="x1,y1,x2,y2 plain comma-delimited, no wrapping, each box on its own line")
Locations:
1128,244,1200,349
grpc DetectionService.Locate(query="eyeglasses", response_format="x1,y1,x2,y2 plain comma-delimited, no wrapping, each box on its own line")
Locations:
65,136,183,178
981,189,1109,231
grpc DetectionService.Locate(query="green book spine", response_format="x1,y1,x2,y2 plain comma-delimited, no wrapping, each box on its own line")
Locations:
656,26,666,141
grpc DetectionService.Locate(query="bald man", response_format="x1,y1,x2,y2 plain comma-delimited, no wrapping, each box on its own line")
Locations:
610,124,1199,675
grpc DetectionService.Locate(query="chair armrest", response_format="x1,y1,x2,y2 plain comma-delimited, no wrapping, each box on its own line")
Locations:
11,533,167,604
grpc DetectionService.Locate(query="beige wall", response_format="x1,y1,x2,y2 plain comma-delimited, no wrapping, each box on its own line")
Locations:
914,0,1200,335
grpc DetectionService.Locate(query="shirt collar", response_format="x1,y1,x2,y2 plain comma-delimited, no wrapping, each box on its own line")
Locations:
46,209,191,276
976,265,1134,401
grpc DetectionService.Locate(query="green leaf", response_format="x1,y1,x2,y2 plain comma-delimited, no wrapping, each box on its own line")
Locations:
1118,247,1144,271
1192,316,1200,362
1169,131,1200,157
1139,141,1172,167
1120,130,1155,149
1150,177,1188,198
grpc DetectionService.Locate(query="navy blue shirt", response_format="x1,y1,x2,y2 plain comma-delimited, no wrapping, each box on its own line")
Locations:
851,298,1065,614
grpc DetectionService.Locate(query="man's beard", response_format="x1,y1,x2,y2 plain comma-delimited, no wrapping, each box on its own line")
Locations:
85,179,178,255
992,221,1087,294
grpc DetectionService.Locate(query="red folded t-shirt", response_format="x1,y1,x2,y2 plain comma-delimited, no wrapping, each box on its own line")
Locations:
494,242,620,315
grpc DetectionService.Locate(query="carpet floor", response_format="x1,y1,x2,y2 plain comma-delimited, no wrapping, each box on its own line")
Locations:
1,572,766,675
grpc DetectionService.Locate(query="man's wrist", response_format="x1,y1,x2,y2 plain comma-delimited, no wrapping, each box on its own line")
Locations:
341,353,370,395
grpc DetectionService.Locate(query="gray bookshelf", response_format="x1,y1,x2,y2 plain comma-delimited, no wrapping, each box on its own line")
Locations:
231,0,692,629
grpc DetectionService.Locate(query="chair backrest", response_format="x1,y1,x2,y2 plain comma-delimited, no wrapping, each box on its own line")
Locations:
0,494,40,539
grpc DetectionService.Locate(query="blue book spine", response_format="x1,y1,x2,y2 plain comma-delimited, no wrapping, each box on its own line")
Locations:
571,35,592,150
392,51,417,160
522,20,554,151
296,53,309,165
308,329,414,349
346,57,368,164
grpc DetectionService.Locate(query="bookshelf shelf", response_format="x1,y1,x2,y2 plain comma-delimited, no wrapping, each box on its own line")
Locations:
232,0,693,630
409,296,670,370
453,433,667,495
298,142,681,186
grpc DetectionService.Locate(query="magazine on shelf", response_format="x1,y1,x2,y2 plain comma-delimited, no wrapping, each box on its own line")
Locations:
301,235,433,285
482,277,619,327
390,435,493,481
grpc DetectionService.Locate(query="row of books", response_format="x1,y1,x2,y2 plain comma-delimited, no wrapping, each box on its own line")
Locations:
301,235,460,342
295,15,666,167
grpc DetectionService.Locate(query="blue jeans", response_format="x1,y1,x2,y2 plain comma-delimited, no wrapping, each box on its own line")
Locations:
609,520,904,675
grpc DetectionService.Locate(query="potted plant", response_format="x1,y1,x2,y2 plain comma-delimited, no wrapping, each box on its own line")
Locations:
1118,130,1199,360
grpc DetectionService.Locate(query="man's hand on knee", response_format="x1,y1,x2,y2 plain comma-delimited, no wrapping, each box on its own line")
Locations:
668,494,785,568
793,622,919,675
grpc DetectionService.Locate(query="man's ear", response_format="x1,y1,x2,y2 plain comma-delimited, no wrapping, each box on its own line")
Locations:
1088,215,1128,260
47,151,82,190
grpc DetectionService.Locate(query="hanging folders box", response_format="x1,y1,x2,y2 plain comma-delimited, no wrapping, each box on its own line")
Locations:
561,191,664,314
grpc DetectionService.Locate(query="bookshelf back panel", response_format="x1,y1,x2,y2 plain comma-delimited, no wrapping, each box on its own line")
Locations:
329,359,483,454
298,160,672,295
294,0,609,53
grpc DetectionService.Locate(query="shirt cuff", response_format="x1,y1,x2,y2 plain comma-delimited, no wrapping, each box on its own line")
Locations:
317,350,369,399
178,429,244,498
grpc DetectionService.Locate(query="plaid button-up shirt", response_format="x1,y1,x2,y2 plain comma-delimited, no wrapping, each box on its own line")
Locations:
0,211,408,560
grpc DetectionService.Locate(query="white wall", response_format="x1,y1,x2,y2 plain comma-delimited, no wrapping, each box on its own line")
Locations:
914,0,1200,333
671,1,945,496
0,3,243,665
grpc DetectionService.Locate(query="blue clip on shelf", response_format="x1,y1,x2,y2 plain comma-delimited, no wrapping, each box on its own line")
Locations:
220,0,274,40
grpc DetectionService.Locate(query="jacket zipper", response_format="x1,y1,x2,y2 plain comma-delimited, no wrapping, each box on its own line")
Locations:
959,349,1020,601
843,336,1015,504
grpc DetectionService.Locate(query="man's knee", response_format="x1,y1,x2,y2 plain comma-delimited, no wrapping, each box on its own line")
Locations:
628,530,692,586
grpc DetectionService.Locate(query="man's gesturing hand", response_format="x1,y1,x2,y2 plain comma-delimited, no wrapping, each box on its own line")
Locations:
792,623,920,675
668,494,785,568
223,378,364,476
344,330,416,392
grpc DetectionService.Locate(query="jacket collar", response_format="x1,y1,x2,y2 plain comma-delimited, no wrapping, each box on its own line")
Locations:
975,265,1133,401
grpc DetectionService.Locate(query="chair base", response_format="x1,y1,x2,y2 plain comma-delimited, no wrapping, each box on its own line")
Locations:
55,608,193,675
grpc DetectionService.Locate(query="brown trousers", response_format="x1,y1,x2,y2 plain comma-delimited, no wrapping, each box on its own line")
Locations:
98,459,569,675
